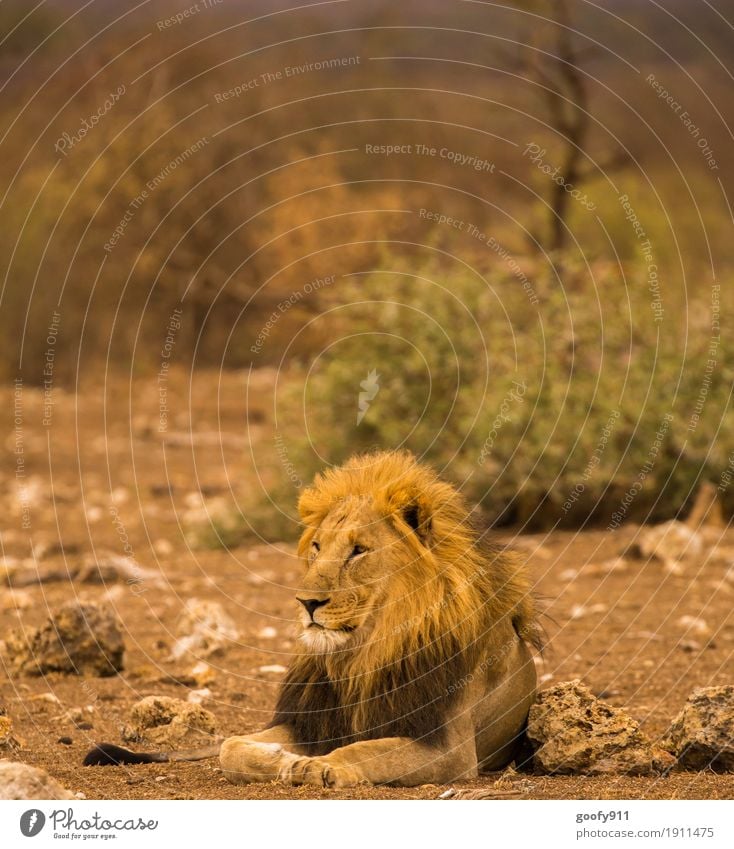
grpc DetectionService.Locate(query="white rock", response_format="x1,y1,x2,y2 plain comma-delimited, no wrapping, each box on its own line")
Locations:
258,627,278,639
677,615,711,637
633,520,703,565
258,664,287,674
187,688,212,704
570,603,607,620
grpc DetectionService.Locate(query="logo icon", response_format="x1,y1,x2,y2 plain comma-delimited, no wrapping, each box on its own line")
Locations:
20,809,45,837
356,369,380,425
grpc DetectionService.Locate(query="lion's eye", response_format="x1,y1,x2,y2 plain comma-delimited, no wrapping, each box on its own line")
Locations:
349,544,367,559
311,540,320,552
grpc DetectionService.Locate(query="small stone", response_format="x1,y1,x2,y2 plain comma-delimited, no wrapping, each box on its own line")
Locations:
170,598,239,660
30,693,61,707
58,736,73,745
76,554,162,587
0,715,22,751
0,761,74,800
3,601,124,677
662,685,734,771
122,696,216,747
187,688,212,704
189,661,216,686
677,615,711,637
257,627,278,639
569,603,607,620
258,664,287,674
527,680,671,775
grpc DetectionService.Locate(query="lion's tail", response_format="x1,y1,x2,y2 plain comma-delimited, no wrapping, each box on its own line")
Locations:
83,741,222,766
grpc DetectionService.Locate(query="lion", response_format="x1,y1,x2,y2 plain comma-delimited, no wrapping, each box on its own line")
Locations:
85,450,541,787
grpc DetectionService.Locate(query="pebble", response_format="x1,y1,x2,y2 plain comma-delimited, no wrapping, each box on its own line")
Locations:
57,736,73,745
187,688,212,704
258,664,287,674
677,615,711,637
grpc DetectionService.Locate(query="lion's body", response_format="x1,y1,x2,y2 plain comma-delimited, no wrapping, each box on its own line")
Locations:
219,450,541,787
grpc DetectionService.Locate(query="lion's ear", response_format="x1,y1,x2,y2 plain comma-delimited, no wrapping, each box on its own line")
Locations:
402,500,432,545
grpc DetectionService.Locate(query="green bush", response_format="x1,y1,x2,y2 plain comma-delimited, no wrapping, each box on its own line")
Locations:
267,256,733,532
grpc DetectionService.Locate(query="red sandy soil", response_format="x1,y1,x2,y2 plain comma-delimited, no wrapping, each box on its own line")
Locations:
1,370,732,800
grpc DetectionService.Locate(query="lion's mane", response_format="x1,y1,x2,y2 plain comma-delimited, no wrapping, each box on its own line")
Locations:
271,450,541,755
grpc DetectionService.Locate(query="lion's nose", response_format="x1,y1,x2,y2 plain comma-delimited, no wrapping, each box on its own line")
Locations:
297,597,330,619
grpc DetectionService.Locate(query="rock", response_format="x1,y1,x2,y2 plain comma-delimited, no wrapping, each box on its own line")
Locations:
170,598,239,660
0,715,22,751
630,520,703,570
527,680,672,775
3,601,124,676
187,688,212,704
76,554,162,588
662,686,734,771
258,664,287,674
189,661,216,686
676,615,711,638
0,761,74,799
121,696,216,746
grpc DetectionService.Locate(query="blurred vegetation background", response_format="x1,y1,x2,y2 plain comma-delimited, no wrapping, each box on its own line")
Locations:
2,0,732,535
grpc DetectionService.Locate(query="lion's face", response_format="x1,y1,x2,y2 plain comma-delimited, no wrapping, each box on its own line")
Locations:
296,497,406,653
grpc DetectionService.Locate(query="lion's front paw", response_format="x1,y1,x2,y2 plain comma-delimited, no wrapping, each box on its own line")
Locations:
221,738,296,784
287,756,362,788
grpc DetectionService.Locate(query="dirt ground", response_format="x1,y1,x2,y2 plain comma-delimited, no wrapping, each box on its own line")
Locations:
2,370,733,800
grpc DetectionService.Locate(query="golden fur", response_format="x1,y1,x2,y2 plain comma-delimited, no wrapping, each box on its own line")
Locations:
269,449,541,755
